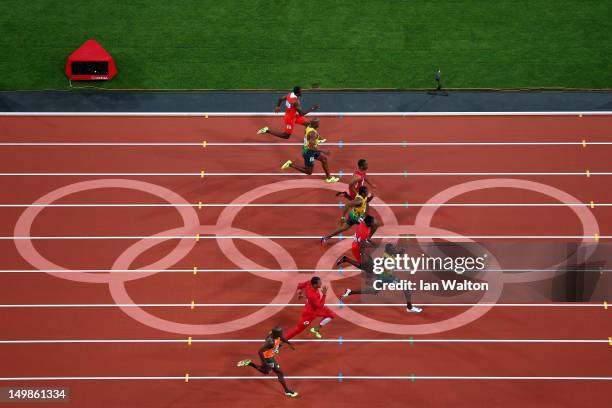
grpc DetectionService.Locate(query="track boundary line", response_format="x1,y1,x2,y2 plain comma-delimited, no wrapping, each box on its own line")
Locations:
0,338,607,344
1,172,611,177
1,111,612,117
5,235,608,240
1,203,610,208
1,268,609,273
2,141,612,147
0,375,610,381
0,303,605,308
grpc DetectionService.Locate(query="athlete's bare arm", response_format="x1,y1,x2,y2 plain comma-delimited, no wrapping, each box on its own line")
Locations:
341,197,360,220
348,175,361,194
281,337,295,350
365,175,376,189
295,100,320,116
306,130,329,155
274,96,286,113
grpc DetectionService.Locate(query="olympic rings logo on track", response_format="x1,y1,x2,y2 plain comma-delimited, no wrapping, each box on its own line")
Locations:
13,178,599,336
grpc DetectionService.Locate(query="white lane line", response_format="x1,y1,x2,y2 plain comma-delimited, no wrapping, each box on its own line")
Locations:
0,375,609,381
4,235,609,240
0,339,607,344
2,141,612,146
1,111,611,116
0,172,610,176
0,303,604,308
0,268,610,273
0,203,610,208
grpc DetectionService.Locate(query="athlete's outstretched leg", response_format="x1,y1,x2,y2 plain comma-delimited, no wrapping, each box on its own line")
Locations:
285,316,311,340
317,155,332,179
266,128,292,139
247,360,270,374
322,222,352,241
290,163,314,175
336,255,366,270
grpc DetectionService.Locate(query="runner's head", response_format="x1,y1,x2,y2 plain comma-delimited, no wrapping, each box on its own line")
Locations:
358,186,368,197
293,86,302,96
310,118,320,128
310,276,321,289
384,243,396,255
271,326,283,338
364,215,375,227
357,159,368,171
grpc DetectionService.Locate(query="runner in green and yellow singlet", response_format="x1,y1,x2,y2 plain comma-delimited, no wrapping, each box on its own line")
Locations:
280,118,339,183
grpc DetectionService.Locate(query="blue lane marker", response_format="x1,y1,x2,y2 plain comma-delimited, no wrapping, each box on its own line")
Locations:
338,169,344,177
338,372,343,383
338,139,344,149
403,170,408,178
402,141,408,148
338,201,345,209
338,233,344,241
338,266,344,276
411,372,415,382
339,336,343,346
339,298,344,308
409,336,414,346
403,202,409,208
339,114,344,119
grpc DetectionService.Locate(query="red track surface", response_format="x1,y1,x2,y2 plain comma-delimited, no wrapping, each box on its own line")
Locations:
0,114,611,407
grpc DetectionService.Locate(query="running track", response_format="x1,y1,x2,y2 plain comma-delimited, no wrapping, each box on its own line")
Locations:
0,113,611,407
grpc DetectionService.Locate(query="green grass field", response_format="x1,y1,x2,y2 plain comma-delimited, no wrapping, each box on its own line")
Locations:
1,0,611,90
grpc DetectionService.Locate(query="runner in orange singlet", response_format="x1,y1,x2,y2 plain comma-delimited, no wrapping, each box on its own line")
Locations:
237,326,298,397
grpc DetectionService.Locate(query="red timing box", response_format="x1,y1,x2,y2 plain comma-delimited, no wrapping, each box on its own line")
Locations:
65,40,117,81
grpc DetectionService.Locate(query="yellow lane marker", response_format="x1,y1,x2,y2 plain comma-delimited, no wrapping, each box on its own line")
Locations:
586,170,590,178
196,233,200,242
604,301,608,310
193,266,198,275
582,139,587,148
200,170,205,178
188,336,192,346
185,373,190,382
579,114,583,118
590,201,595,209
608,337,611,345
198,201,203,210
205,114,209,119
191,300,195,310
594,233,600,242
202,141,207,148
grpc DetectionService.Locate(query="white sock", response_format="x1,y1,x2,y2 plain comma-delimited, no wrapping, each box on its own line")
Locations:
320,317,332,326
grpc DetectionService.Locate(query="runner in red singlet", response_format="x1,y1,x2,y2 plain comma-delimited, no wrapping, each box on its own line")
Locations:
336,159,376,200
257,86,320,139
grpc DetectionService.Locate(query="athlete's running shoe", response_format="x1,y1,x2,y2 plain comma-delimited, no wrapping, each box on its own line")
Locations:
320,237,328,247
281,160,292,170
285,391,299,398
325,176,340,183
237,359,251,367
309,327,322,339
257,126,269,134
342,288,352,299
336,256,347,267
407,306,423,313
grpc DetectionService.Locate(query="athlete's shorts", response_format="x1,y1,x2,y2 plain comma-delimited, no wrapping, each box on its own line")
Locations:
284,114,307,135
263,357,280,371
351,242,362,263
302,149,321,167
347,212,363,226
